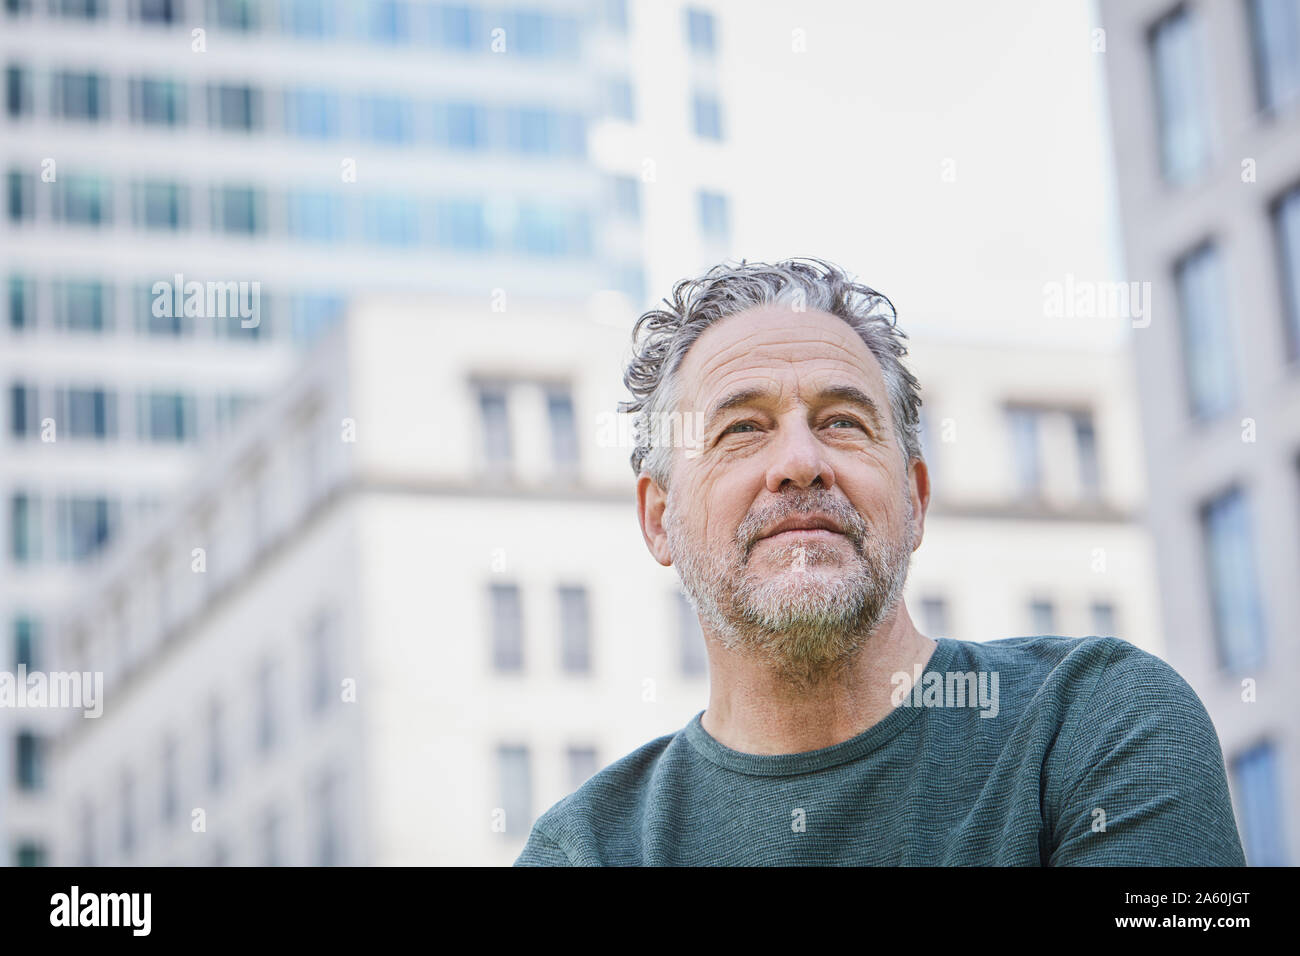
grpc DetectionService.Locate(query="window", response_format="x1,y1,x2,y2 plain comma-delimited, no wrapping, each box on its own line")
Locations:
7,171,34,222
134,282,191,337
284,89,340,139
697,190,729,241
310,768,341,865
676,590,706,677
546,386,579,473
513,204,590,257
605,77,634,121
1006,407,1042,497
255,656,277,753
1072,411,1101,498
55,495,115,562
260,807,282,866
361,195,418,245
51,70,108,121
558,585,590,674
161,737,178,824
490,583,524,672
136,0,181,24
13,616,38,669
132,180,187,230
1175,242,1237,419
1029,598,1056,635
208,83,260,131
53,0,106,17
287,190,346,242
365,0,409,42
56,386,116,439
129,77,186,126
611,175,639,220
566,745,598,791
209,0,257,31
1273,184,1300,361
504,9,578,59
52,279,109,332
358,94,412,143
1248,0,1300,112
281,0,337,37
1232,741,1288,865
6,65,31,118
431,3,479,49
289,293,345,345
920,596,950,638
14,842,45,867
1149,5,1211,184
53,175,111,226
434,198,488,250
207,697,224,790
1201,487,1267,671
9,276,35,329
1090,601,1117,637
603,0,628,34
10,383,37,437
496,744,531,837
211,185,262,234
306,610,336,715
477,383,512,470
137,391,197,442
691,91,723,140
16,731,44,790
10,492,41,564
434,101,485,150
685,8,716,54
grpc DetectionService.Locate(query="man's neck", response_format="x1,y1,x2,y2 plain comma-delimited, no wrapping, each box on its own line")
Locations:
699,607,938,755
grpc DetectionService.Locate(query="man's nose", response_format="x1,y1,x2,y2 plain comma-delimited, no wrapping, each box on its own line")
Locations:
764,416,836,493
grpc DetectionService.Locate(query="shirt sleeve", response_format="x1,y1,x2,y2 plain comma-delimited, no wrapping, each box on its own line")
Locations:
513,823,576,866
1047,640,1247,866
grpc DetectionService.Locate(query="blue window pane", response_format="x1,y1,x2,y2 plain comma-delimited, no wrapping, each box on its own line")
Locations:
364,0,409,42
697,189,728,240
287,190,345,242
285,89,340,139
1249,0,1300,111
1232,742,1288,865
434,3,478,49
513,204,590,257
359,94,412,143
691,92,722,139
1150,6,1211,184
290,293,346,345
362,196,418,245
1202,487,1267,672
435,101,484,149
282,0,337,37
685,8,715,54
1175,243,1237,419
434,198,489,250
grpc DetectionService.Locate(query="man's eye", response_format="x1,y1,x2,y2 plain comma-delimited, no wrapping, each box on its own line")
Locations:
828,417,862,429
724,421,758,434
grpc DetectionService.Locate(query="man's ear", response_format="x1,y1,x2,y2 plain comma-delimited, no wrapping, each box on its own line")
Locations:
636,473,673,567
908,456,930,552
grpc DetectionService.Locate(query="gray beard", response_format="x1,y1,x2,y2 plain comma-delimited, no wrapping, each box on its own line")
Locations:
666,491,916,689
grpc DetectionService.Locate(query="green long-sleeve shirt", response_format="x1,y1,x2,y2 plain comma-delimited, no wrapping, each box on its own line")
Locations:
514,635,1246,866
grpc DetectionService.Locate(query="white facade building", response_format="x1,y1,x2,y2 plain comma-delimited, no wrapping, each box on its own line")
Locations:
2,0,736,865
49,292,1162,866
1100,0,1300,866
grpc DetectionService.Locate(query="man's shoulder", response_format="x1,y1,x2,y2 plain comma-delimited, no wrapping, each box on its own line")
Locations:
956,634,1184,698
515,719,695,866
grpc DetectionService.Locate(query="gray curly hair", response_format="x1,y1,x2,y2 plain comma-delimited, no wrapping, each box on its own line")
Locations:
618,257,924,488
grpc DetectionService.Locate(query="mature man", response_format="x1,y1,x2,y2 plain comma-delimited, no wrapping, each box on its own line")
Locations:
514,257,1246,866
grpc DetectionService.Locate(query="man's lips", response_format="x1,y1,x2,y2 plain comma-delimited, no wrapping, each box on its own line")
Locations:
756,514,847,543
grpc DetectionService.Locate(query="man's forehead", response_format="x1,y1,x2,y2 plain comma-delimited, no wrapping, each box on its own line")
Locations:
679,306,886,407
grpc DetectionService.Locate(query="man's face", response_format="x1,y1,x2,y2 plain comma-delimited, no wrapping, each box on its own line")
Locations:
651,306,926,686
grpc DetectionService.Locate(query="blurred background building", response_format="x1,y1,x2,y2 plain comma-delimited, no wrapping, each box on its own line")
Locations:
2,0,1290,867
1100,0,1299,866
47,297,1160,866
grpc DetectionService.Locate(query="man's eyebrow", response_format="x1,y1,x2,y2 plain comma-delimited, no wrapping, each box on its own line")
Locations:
703,384,885,432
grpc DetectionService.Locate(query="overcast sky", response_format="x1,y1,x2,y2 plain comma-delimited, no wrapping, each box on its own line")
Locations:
715,0,1126,348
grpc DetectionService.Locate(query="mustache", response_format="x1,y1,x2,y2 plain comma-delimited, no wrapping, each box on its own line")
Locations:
738,494,868,557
